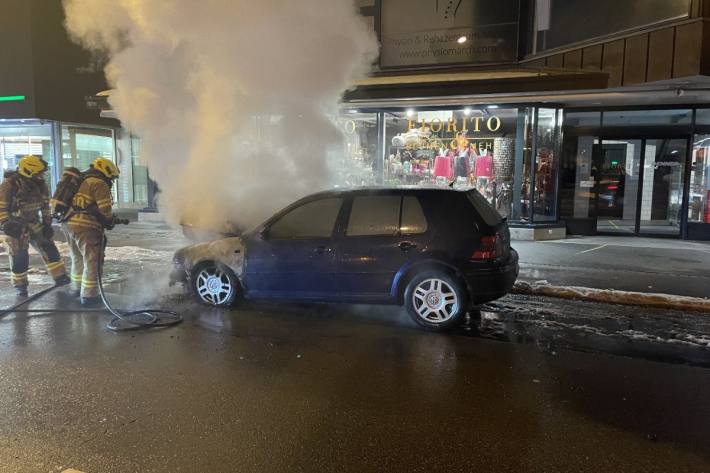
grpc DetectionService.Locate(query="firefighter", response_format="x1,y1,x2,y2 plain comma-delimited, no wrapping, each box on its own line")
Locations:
0,155,70,297
64,157,120,306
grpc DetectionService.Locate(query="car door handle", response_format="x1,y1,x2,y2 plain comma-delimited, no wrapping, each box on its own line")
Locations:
398,241,417,252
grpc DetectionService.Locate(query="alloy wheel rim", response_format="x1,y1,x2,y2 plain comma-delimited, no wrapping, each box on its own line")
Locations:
196,266,233,305
412,278,458,323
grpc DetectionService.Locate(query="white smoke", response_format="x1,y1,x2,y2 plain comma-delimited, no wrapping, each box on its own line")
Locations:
63,0,378,231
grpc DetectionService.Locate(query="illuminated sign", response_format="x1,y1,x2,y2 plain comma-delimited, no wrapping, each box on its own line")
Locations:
407,116,502,133
0,95,26,102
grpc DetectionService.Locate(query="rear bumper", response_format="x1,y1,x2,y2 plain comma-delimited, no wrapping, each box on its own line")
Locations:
463,249,519,304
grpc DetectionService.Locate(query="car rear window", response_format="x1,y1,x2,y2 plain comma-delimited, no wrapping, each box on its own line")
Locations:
466,190,503,226
400,196,428,234
347,196,401,236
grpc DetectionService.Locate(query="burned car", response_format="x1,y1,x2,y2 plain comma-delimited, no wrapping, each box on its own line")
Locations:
170,187,518,330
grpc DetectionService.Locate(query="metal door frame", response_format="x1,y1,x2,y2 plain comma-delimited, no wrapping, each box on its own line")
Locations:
595,135,691,238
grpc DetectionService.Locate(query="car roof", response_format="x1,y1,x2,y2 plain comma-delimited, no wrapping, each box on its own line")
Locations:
302,186,469,200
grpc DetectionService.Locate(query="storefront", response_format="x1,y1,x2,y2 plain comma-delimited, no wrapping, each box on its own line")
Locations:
338,104,562,220
561,107,710,240
338,101,710,241
0,119,151,210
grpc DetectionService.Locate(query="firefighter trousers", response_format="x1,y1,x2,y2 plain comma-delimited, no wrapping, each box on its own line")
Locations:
5,224,67,289
64,226,104,299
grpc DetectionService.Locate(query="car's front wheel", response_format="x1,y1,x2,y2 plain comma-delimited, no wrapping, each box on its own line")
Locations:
404,270,467,330
191,262,239,307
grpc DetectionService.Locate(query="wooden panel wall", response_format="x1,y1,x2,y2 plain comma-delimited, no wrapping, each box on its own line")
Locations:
525,19,709,87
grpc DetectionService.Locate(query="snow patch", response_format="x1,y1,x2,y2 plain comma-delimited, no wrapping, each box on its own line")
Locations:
514,281,710,313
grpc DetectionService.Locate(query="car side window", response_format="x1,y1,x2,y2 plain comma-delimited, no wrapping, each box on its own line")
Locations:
400,196,428,234
346,195,401,236
268,198,343,239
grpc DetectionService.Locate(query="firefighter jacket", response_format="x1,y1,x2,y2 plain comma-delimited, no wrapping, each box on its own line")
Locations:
0,172,52,229
66,170,114,232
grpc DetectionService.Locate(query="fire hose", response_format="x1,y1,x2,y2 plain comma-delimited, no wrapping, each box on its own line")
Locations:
0,224,183,332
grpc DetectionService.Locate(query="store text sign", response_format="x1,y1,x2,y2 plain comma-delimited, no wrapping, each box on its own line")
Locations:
407,116,502,133
380,0,519,67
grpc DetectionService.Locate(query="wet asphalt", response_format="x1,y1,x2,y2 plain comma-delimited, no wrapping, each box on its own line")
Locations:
1,288,710,473
1,225,710,471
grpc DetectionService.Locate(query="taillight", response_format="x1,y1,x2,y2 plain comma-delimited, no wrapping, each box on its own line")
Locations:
472,234,503,261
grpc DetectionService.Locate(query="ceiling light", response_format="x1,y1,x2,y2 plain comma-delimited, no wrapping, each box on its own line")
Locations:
457,36,468,44
487,105,499,109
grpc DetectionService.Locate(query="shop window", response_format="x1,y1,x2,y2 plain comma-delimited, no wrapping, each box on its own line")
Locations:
602,110,692,127
335,113,379,186
517,108,535,222
564,111,601,128
690,135,710,224
62,125,116,200
62,125,115,171
268,198,343,240
694,109,710,128
130,136,149,208
401,196,428,234
347,195,401,237
533,108,560,221
384,107,519,218
0,121,55,189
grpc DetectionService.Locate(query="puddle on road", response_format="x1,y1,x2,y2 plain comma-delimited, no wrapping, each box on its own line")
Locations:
459,295,710,368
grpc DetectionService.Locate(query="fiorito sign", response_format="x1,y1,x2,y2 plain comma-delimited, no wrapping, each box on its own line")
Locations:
407,116,502,133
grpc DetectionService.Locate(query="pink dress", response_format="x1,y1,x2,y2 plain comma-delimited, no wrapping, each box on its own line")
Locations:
433,156,453,179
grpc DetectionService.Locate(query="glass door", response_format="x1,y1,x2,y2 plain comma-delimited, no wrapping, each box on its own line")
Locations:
593,137,689,236
639,138,688,236
595,139,643,234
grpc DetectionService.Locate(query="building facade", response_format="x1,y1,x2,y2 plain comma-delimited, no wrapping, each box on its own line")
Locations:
342,0,710,240
0,0,151,210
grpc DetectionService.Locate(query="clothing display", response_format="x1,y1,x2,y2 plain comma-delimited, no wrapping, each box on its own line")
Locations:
454,155,469,178
474,155,493,178
433,155,453,179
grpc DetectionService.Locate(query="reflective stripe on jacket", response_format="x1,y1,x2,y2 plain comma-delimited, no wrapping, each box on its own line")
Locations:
0,173,51,225
67,174,113,232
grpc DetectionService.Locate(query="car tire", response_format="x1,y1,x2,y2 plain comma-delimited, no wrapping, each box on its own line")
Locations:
191,262,240,307
403,270,468,331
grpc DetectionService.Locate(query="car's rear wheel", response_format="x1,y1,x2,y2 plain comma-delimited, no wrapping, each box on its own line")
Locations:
404,270,467,330
191,262,239,307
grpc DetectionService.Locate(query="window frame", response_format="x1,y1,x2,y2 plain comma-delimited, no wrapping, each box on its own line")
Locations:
342,192,430,238
264,196,345,241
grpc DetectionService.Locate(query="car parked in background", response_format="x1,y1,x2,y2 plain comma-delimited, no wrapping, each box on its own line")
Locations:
171,187,518,330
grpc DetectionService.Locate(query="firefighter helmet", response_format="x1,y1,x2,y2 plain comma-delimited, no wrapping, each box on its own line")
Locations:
17,155,48,178
91,157,120,180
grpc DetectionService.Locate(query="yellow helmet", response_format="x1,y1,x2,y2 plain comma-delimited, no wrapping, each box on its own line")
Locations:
91,157,120,179
18,155,48,178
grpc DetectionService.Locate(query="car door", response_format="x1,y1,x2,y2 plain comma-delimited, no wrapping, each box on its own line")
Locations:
244,196,345,300
337,193,430,301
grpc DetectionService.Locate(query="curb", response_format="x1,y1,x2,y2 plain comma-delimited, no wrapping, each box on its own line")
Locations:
513,281,710,313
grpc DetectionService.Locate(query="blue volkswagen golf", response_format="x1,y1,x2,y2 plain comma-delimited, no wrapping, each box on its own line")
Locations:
171,187,519,330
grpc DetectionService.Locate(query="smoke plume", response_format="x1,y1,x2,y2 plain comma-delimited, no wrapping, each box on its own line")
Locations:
63,0,378,231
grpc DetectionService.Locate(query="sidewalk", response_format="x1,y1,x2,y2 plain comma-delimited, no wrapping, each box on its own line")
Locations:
514,236,710,299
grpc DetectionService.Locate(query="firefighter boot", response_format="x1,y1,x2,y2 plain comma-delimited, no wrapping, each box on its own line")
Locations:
16,286,28,298
80,297,103,308
54,274,71,287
